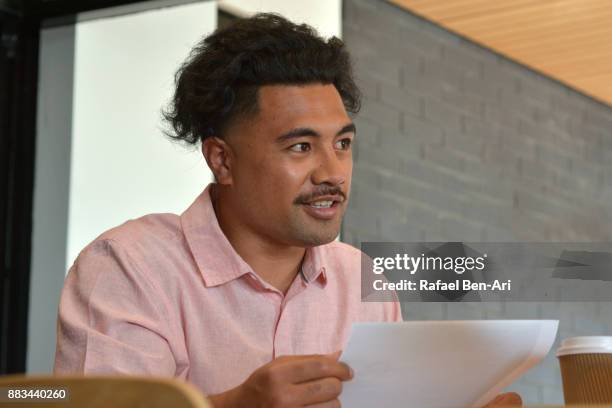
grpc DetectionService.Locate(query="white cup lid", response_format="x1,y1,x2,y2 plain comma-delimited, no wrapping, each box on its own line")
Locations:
557,336,612,356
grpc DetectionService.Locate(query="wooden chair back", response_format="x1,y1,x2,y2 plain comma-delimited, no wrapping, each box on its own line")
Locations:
0,375,211,408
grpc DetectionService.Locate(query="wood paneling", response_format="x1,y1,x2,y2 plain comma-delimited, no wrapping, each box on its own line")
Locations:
389,0,612,105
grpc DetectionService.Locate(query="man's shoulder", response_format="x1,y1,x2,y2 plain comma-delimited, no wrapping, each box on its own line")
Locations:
71,212,189,287
96,212,183,250
75,212,187,272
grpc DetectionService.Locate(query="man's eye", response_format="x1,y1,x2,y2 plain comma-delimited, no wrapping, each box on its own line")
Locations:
335,138,352,150
289,143,311,152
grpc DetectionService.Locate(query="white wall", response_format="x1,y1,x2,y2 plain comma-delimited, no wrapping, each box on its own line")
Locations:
219,0,342,38
66,2,217,267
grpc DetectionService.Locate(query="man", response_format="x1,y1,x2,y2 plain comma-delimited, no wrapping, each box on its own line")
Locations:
55,13,521,407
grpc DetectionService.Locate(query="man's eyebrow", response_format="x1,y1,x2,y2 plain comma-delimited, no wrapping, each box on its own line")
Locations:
275,122,356,144
276,127,320,143
338,123,356,136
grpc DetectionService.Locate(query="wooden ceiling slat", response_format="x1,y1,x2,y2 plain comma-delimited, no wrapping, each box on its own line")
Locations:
440,1,549,22
535,72,610,104
572,78,612,97
469,12,612,43
392,0,538,21
394,0,605,26
497,34,612,64
573,72,612,81
522,46,612,67
388,0,612,106
447,3,610,34
542,56,612,76
491,22,612,49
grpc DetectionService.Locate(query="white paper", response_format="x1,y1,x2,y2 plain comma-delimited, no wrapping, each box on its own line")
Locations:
339,320,559,408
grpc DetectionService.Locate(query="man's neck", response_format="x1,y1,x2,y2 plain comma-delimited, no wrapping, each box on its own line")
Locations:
211,184,305,294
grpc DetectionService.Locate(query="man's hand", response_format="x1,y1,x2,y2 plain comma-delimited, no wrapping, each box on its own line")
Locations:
209,352,352,408
483,392,522,407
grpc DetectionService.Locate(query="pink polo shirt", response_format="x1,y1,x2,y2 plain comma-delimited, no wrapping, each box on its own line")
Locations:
54,183,402,395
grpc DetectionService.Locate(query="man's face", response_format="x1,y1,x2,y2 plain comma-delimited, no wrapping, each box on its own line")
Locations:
222,83,354,247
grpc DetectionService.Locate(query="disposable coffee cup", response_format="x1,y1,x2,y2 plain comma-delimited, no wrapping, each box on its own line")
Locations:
557,336,612,404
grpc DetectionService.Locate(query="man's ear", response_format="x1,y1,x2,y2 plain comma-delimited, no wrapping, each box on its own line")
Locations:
202,136,234,185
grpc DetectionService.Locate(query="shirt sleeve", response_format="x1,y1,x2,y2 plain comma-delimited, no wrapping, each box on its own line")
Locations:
54,239,179,376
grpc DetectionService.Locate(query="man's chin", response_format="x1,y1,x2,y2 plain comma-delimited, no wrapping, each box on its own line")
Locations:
294,228,340,247
288,209,344,246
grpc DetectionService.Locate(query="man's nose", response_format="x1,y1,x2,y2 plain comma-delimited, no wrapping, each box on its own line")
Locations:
311,147,347,186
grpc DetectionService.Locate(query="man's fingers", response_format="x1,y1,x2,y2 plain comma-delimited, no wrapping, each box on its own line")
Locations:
498,392,522,406
485,392,523,407
306,399,341,408
275,354,320,362
326,350,342,360
286,356,353,383
294,377,343,406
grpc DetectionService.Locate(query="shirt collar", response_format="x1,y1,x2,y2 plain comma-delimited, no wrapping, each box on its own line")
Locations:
300,245,328,285
180,183,327,288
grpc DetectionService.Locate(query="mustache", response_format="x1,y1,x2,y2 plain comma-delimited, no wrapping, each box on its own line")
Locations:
294,186,346,204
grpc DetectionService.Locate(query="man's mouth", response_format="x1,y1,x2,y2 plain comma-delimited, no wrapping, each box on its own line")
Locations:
309,200,334,208
301,196,344,220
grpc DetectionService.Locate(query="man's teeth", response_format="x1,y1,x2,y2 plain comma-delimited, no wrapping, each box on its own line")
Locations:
309,201,333,208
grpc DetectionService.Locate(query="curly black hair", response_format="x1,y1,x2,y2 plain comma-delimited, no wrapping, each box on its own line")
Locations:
163,13,361,145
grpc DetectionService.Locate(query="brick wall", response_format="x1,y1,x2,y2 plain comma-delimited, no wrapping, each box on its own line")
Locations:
341,0,612,403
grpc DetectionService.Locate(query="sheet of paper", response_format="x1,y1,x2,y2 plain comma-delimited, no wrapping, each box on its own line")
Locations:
339,320,558,408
